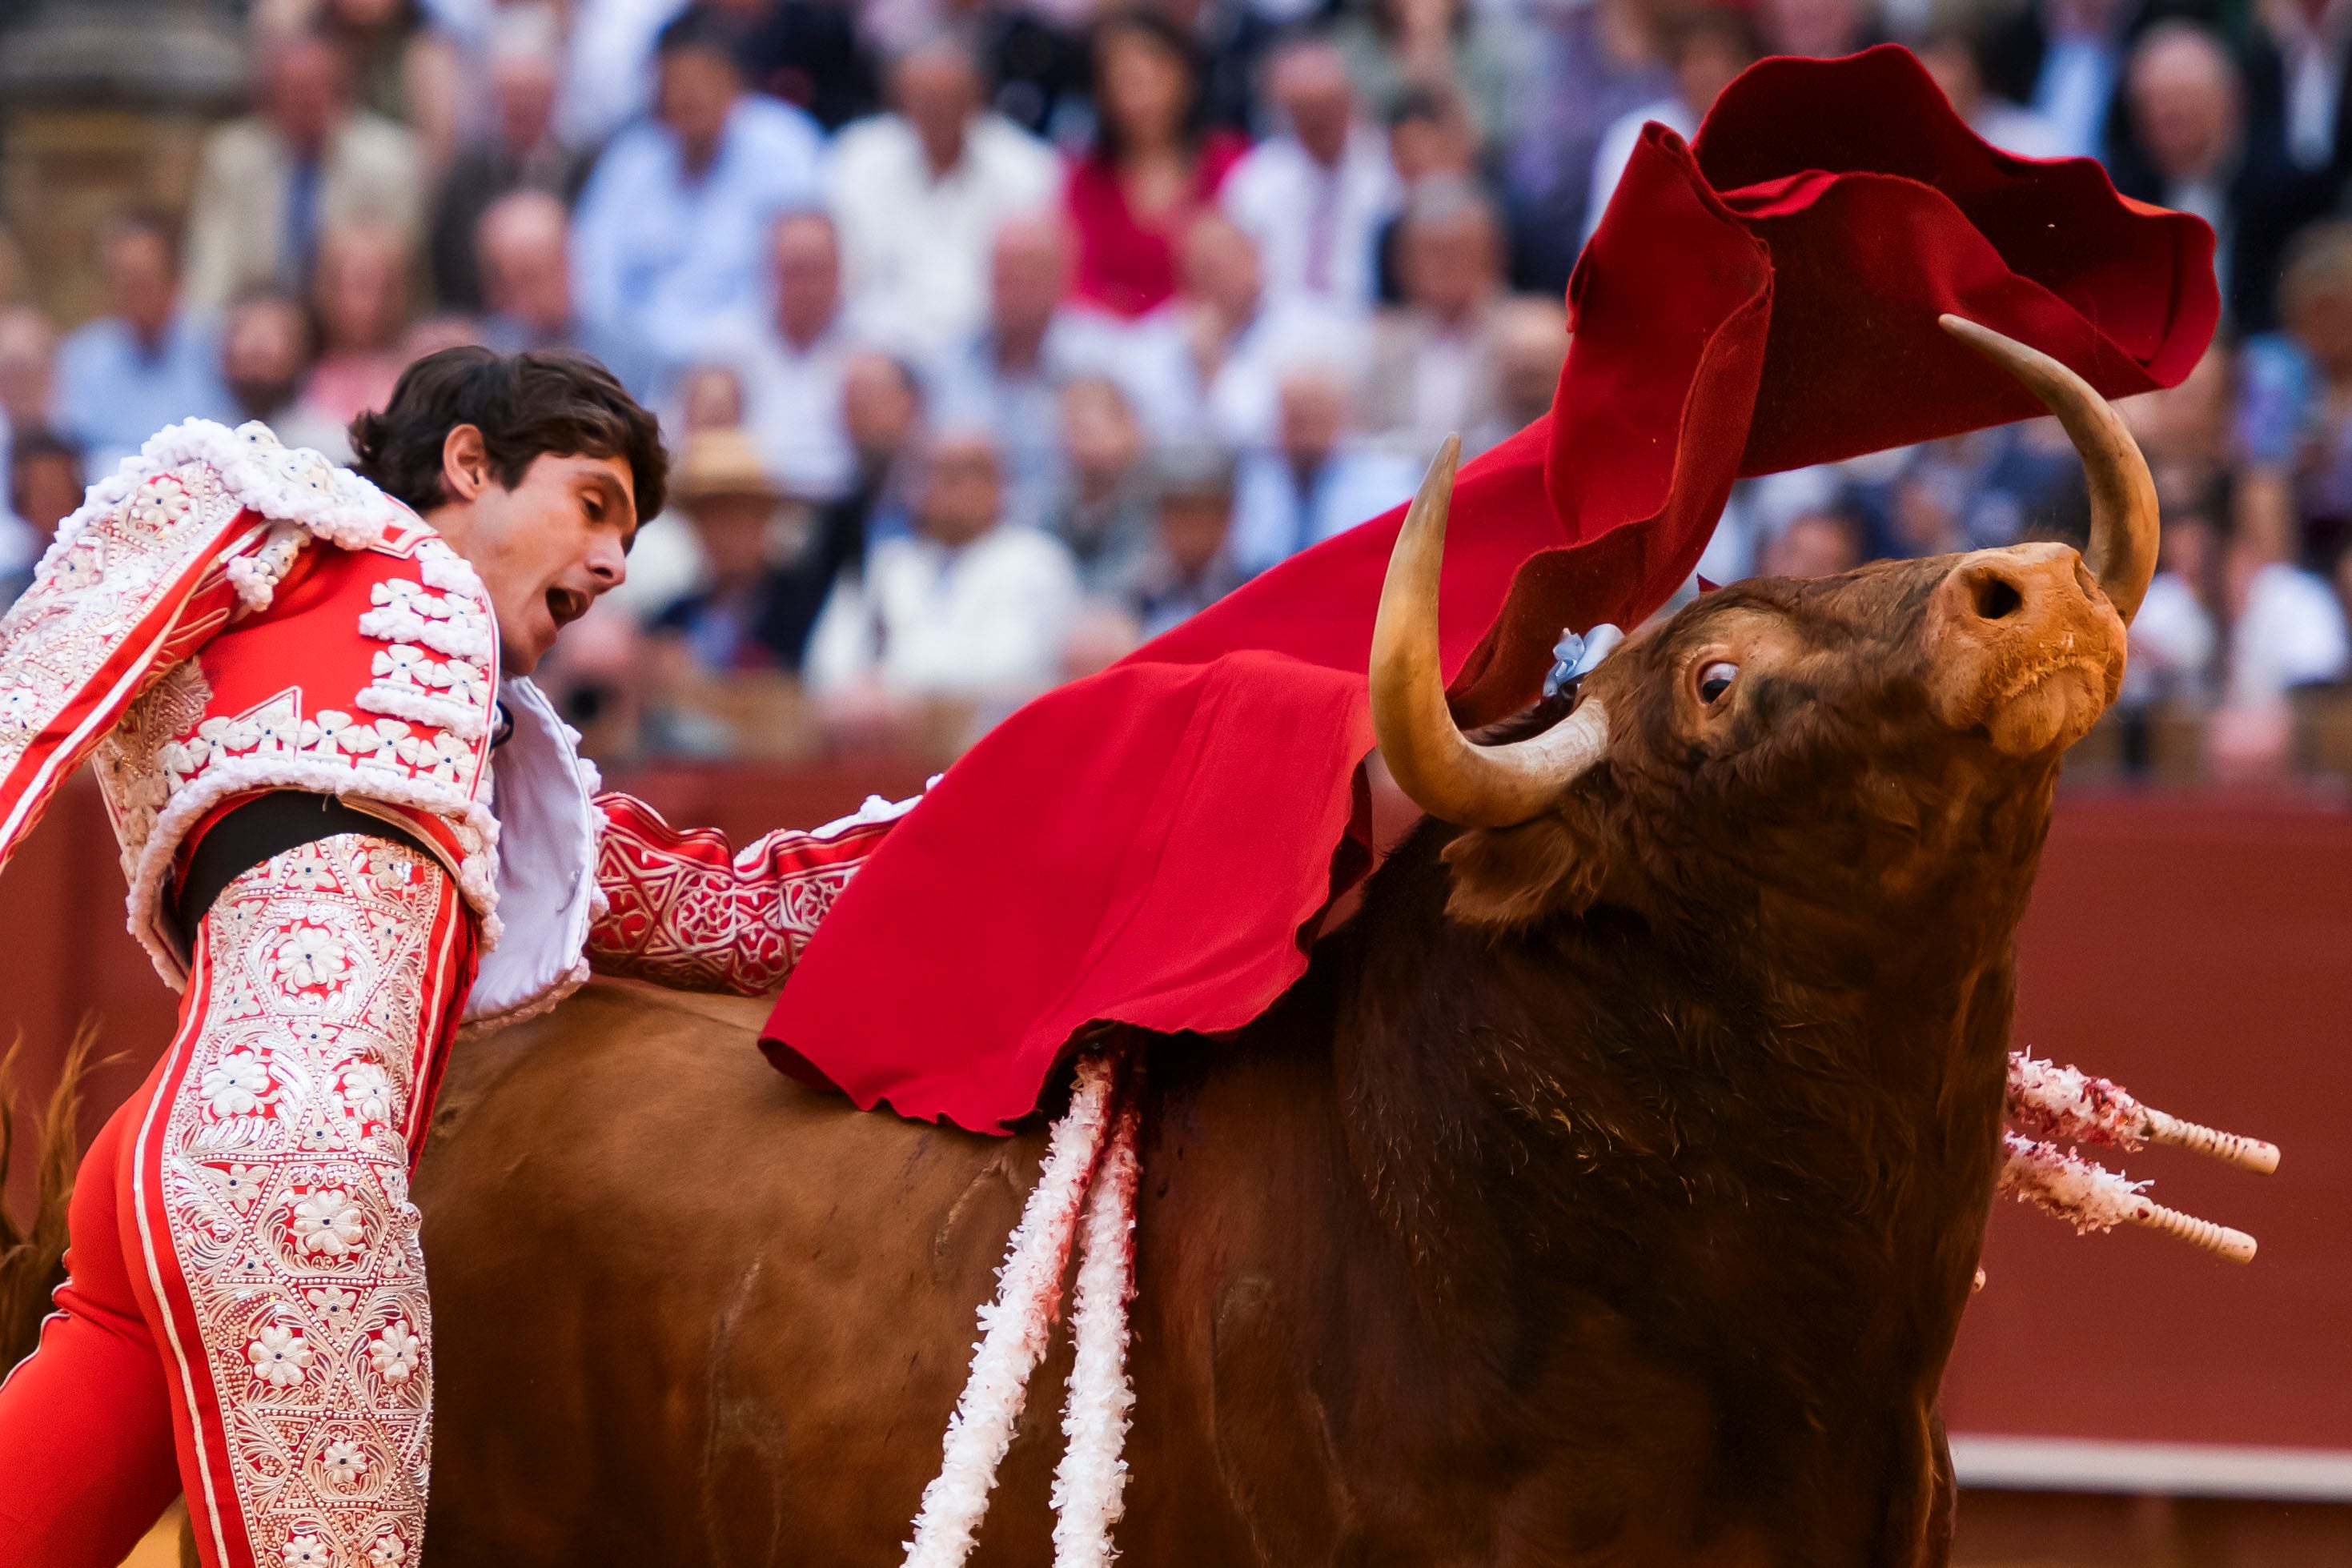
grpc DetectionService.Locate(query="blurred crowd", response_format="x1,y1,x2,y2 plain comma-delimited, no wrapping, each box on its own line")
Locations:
3,0,2352,776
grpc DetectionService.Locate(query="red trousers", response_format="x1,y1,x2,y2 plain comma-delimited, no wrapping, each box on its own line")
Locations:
0,793,892,1566
0,833,472,1568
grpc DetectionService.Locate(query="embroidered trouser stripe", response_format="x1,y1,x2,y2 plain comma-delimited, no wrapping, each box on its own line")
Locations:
126,832,468,1568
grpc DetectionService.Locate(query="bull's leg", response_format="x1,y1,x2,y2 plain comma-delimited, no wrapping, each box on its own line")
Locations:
124,834,470,1568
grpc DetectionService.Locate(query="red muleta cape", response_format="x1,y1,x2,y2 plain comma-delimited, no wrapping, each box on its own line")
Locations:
767,46,2220,1133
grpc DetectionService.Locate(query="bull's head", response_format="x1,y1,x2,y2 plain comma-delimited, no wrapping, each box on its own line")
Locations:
1372,317,2157,936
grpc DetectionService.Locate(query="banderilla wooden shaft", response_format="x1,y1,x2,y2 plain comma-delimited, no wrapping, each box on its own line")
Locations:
2129,1199,2258,1264
2140,1109,2281,1176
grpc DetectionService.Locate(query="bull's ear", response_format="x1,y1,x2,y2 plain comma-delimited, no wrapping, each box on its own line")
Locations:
1440,806,1613,929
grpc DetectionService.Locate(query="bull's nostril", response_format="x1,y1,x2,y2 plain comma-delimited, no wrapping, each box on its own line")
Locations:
1973,575,2025,620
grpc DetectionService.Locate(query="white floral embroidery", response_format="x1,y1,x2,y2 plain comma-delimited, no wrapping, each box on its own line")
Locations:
291,1189,366,1257
50,435,504,997
133,840,465,1554
371,645,429,685
126,476,191,531
362,845,412,890
370,1318,422,1384
0,684,44,732
46,541,100,592
391,729,474,784
248,707,304,755
364,1532,407,1568
248,1324,313,1387
305,1286,359,1326
275,925,351,990
218,1163,267,1210
283,1533,333,1567
225,520,311,609
286,848,339,892
202,1051,273,1117
339,1062,394,1127
320,1439,369,1490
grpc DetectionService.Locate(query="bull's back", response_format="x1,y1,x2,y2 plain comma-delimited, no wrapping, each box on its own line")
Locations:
415,980,1067,1566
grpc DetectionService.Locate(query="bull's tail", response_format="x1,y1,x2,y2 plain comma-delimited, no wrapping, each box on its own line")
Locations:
0,1021,100,1374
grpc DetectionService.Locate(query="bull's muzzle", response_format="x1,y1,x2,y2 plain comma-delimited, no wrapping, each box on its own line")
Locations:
1927,541,2127,756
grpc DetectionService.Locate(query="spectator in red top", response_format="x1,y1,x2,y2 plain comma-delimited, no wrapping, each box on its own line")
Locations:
1063,9,1249,319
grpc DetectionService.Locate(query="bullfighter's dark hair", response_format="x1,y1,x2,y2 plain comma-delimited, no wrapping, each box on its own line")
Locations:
350,347,668,523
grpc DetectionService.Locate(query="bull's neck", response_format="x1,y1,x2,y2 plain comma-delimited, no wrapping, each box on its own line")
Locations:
1170,812,2045,1551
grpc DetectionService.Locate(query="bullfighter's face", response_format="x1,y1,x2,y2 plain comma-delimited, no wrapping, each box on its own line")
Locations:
428,424,638,676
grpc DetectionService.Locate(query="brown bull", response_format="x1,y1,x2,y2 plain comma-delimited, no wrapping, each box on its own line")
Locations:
431,318,2157,1566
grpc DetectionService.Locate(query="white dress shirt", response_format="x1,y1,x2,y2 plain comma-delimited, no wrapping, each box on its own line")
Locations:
1227,444,1419,578
696,312,858,501
2131,563,2351,709
1219,127,1399,314
1583,96,1697,243
1122,295,1359,449
571,95,825,367
805,523,1082,702
827,113,1062,356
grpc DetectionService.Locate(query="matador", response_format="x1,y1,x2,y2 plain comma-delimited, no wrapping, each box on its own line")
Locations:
0,349,902,1568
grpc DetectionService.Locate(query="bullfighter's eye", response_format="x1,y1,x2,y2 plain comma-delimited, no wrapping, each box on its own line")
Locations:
1699,662,1738,704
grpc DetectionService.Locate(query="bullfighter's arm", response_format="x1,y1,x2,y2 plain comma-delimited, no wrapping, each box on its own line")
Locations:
584,790,913,995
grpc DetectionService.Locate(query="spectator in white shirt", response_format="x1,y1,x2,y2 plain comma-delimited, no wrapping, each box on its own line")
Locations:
691,210,859,502
2136,516,2352,707
1229,361,1418,576
55,212,235,475
1583,6,1758,245
1127,210,1355,449
932,215,1094,532
476,190,660,399
1,429,81,612
1220,37,1400,314
1916,23,2066,159
0,307,57,555
805,424,1083,714
828,33,1062,355
570,6,825,368
1358,177,1515,460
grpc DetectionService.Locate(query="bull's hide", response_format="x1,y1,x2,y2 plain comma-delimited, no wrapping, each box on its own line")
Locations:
418,979,1086,1566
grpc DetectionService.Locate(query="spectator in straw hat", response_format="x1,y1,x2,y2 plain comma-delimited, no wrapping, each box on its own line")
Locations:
651,425,864,672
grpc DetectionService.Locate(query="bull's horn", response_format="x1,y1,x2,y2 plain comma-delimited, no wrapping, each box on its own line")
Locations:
1371,435,1611,828
1939,315,2161,624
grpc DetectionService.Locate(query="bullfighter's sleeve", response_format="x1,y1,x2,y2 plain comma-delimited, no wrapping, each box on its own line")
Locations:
132,830,474,1568
583,789,915,995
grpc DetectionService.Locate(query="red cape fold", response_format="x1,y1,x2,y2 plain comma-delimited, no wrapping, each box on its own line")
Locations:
764,45,2218,1133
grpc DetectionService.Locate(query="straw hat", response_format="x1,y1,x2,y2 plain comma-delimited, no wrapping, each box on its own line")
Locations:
673,427,782,503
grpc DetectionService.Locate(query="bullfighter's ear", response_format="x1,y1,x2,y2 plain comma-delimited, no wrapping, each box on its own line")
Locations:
1439,807,1612,929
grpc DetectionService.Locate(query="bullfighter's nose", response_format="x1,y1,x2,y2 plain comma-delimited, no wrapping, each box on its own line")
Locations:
1928,542,2127,755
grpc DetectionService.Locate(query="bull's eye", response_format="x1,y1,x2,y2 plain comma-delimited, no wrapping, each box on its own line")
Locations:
1698,662,1738,704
